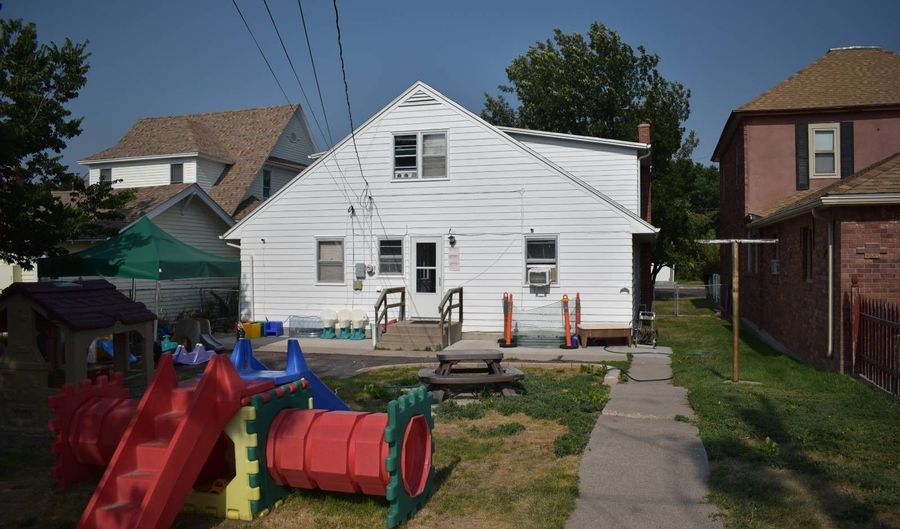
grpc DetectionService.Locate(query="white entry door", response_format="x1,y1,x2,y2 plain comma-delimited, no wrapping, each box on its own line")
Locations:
409,237,442,319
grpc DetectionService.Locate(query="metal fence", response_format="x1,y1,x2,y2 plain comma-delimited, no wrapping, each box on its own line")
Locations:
852,291,900,397
652,281,725,317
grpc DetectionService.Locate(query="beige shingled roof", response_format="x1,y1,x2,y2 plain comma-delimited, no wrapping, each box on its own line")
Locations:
82,105,304,216
738,47,900,112
752,150,900,224
53,184,193,233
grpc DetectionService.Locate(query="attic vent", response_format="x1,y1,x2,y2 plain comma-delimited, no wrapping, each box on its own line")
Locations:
400,90,438,107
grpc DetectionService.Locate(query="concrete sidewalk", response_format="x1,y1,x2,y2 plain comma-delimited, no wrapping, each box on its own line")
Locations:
566,348,722,529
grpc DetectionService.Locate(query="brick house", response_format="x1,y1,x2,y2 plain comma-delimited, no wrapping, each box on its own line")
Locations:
712,46,900,370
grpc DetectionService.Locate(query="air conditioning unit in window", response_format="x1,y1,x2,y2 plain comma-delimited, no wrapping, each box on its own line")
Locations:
770,259,780,275
528,266,552,286
394,170,417,180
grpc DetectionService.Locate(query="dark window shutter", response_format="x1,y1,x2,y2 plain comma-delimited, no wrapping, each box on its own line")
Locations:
795,123,809,190
840,122,854,178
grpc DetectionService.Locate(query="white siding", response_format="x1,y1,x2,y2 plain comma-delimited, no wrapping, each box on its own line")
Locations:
269,108,318,164
152,197,237,258
509,135,641,215
230,87,642,332
87,158,198,188
195,158,226,191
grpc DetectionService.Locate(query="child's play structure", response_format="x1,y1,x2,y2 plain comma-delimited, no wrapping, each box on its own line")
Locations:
47,338,435,529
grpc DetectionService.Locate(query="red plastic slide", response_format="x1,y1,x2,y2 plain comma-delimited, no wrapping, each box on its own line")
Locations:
76,354,244,529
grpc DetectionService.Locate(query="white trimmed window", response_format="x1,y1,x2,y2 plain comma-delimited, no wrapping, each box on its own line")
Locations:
317,239,344,283
808,123,840,178
100,168,112,183
170,163,184,184
525,236,558,284
379,239,403,275
393,132,447,180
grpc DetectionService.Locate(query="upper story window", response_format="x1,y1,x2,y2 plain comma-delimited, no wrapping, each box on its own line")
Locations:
808,123,840,178
100,168,112,183
393,132,447,180
170,163,184,184
262,169,272,199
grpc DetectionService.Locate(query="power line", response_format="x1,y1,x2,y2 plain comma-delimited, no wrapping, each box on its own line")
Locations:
231,0,291,104
297,0,335,146
261,0,327,146
332,0,369,194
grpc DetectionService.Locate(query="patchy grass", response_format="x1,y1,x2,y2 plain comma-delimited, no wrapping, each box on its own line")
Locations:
0,366,610,529
659,297,900,529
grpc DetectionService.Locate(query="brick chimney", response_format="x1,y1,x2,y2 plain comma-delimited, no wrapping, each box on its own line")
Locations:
637,123,653,310
638,123,651,222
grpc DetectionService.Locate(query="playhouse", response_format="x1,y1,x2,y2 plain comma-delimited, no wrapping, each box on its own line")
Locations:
0,280,156,433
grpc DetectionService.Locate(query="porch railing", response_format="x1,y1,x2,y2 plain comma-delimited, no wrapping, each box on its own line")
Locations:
439,287,463,348
374,287,405,341
852,285,900,397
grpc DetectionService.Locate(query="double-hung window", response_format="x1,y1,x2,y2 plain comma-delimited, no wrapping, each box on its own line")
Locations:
317,239,344,284
808,123,840,178
379,239,403,275
525,236,558,284
393,132,447,180
262,169,272,199
100,168,112,183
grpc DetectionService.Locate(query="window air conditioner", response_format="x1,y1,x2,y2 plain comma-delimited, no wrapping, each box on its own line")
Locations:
770,259,780,275
528,266,552,286
394,170,417,180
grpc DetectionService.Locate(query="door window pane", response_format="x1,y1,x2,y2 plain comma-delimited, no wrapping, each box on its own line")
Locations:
416,242,436,267
416,269,436,293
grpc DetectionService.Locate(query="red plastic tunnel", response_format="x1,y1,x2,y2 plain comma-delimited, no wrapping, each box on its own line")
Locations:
266,409,432,498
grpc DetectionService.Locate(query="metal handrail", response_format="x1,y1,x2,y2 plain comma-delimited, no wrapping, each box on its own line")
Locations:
439,287,463,348
374,287,405,341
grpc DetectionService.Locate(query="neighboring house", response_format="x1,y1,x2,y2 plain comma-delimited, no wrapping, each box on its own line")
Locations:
712,46,900,369
49,184,239,321
224,82,656,334
78,104,318,219
0,262,37,292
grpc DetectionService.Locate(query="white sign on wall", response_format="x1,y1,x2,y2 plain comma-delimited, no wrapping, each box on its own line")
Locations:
448,247,460,271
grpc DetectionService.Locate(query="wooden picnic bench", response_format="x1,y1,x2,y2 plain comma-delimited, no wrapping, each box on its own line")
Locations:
418,351,524,403
576,323,632,347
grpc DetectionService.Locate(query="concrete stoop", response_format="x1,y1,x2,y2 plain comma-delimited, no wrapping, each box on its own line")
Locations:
377,320,462,350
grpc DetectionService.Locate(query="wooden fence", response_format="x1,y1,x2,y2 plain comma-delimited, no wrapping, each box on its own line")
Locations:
851,287,900,397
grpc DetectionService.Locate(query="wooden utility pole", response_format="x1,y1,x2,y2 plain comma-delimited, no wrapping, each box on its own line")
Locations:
698,239,778,383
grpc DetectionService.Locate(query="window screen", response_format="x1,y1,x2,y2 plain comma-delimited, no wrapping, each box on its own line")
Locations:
422,133,447,178
379,239,403,275
394,135,417,173
317,240,344,283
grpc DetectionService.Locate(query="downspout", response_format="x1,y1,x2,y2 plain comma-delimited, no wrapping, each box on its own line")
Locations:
226,242,253,321
811,209,834,359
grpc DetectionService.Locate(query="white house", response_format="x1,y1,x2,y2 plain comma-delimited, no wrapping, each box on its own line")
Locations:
223,82,657,336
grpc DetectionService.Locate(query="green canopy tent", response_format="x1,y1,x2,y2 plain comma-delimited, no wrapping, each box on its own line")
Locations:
39,217,240,314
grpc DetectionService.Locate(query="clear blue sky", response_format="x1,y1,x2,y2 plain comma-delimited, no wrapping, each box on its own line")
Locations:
5,0,899,172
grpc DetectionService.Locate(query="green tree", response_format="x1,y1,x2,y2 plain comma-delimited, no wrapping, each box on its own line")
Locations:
482,22,718,290
0,18,130,269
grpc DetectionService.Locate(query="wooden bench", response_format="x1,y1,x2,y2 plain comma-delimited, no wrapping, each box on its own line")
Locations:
576,323,632,348
418,351,524,402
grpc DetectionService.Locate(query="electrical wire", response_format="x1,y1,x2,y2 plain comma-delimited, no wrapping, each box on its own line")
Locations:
331,0,369,197
297,0,335,145
231,0,291,104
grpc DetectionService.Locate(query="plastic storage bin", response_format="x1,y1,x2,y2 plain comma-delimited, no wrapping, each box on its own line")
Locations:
264,321,284,337
287,315,324,338
242,322,262,339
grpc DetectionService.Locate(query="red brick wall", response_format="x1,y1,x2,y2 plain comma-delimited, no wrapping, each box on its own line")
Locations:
718,127,746,308
740,206,900,372
837,205,900,367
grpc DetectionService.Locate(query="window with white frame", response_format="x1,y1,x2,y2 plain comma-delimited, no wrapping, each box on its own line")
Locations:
100,168,112,183
393,132,447,180
379,239,403,275
170,163,184,184
525,237,558,284
317,239,344,283
808,123,840,178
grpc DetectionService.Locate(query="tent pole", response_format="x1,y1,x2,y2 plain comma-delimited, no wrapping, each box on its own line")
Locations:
131,278,135,300
155,280,160,316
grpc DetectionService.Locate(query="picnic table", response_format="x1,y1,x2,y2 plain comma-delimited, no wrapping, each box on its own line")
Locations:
418,351,524,403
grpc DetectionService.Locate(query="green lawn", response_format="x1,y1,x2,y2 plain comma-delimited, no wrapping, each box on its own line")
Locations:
658,297,900,529
0,364,616,529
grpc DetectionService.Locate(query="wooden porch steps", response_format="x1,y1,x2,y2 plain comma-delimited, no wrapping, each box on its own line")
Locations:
379,320,462,351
